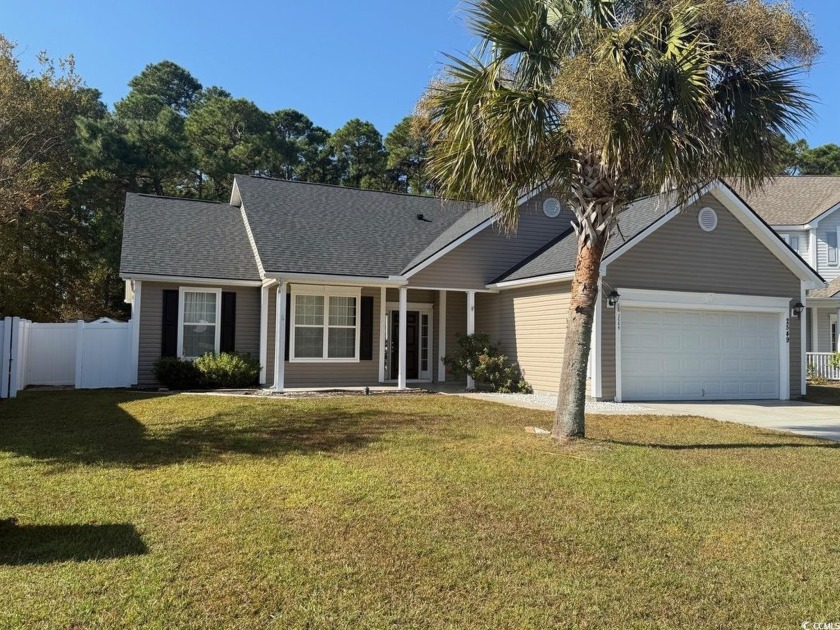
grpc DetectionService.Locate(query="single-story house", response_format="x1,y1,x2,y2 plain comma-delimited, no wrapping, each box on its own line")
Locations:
120,175,824,401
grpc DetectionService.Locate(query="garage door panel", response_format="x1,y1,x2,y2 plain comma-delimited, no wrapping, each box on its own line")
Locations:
621,307,780,401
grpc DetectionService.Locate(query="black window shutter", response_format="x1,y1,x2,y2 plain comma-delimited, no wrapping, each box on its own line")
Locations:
161,290,179,357
284,295,292,361
360,295,374,360
220,292,236,353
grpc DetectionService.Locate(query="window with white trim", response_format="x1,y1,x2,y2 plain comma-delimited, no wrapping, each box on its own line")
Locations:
827,231,838,266
178,287,221,358
291,286,360,361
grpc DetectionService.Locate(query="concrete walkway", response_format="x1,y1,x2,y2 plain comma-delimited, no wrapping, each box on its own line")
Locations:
641,400,840,442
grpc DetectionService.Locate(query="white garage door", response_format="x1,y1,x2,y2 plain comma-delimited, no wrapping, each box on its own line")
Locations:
620,307,780,401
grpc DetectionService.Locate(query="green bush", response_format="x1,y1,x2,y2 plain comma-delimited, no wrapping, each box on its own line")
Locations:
153,353,261,389
194,352,261,388
153,356,203,390
442,332,532,393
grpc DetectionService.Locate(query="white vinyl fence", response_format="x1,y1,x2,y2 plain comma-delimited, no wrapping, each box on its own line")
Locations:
1,316,133,398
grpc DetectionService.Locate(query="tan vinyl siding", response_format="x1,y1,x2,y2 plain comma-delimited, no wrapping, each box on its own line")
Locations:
266,285,382,387
407,190,572,290
600,193,803,400
476,283,570,393
138,282,261,387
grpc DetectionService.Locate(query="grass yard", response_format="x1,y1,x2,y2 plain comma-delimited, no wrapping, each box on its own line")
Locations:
1,391,839,628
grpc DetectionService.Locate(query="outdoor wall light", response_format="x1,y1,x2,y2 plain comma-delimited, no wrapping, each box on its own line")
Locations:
607,290,620,308
792,302,805,319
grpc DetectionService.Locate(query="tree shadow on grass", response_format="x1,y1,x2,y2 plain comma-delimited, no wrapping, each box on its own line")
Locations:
0,522,147,565
0,390,437,468
599,438,840,450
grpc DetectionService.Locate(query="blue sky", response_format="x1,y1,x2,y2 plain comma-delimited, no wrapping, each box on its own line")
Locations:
4,0,839,144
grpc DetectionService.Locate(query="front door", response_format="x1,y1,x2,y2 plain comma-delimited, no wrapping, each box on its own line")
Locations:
390,311,420,380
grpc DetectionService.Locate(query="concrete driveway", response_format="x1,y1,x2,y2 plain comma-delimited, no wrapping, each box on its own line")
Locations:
641,400,840,442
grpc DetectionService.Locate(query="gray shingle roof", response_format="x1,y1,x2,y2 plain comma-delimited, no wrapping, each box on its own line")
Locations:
120,194,261,281
731,176,840,225
235,175,479,277
808,275,840,298
494,193,678,283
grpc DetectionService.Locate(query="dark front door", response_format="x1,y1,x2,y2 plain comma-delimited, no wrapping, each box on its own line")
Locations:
390,311,420,380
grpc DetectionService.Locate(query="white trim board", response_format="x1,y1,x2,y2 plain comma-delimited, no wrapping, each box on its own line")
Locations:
487,271,575,290
122,274,262,287
264,272,405,288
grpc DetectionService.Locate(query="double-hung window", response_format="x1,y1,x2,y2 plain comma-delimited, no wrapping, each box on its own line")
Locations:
178,287,222,358
291,286,360,361
827,231,838,266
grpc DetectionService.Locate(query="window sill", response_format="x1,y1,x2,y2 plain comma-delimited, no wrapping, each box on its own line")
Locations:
288,358,360,364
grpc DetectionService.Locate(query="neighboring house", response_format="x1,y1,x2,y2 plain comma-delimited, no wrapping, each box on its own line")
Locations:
120,175,824,401
737,177,840,369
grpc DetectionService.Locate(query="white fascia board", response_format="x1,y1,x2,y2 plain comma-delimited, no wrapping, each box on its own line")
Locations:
772,224,811,231
618,288,792,312
263,271,406,288
486,271,575,290
121,274,262,287
711,184,825,289
408,285,498,293
239,202,265,278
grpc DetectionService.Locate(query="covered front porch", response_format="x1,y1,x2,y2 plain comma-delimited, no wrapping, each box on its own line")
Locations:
806,298,840,379
260,280,487,392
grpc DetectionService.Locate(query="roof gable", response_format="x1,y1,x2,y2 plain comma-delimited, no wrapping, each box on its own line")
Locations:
492,181,823,289
235,175,478,278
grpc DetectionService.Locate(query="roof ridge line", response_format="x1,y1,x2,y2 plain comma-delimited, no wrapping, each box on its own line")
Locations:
235,173,481,204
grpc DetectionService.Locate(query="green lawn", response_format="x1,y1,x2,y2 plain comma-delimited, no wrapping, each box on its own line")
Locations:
1,391,839,628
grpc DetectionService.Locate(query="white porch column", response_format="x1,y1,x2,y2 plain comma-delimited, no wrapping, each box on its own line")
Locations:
259,284,270,385
811,306,819,352
466,290,476,390
378,286,387,383
273,281,287,392
397,287,408,390
438,290,447,382
836,307,840,352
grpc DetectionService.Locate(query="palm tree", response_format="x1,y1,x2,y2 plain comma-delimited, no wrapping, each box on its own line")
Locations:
423,0,818,439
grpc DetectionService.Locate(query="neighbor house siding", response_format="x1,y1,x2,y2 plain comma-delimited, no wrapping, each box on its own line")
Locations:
476,282,571,393
776,230,810,261
815,212,840,281
138,281,261,387
265,285,382,387
407,189,572,290
599,192,802,400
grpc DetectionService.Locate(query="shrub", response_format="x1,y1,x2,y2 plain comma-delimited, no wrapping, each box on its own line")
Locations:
442,332,532,393
194,352,261,389
153,353,261,389
153,356,203,390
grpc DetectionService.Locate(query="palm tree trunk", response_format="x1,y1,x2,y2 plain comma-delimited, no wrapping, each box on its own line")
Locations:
552,232,607,440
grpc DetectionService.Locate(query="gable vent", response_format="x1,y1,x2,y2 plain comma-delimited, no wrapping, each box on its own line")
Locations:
698,207,718,232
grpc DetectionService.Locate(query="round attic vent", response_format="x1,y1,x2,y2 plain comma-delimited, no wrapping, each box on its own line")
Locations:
543,197,562,218
698,206,718,232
